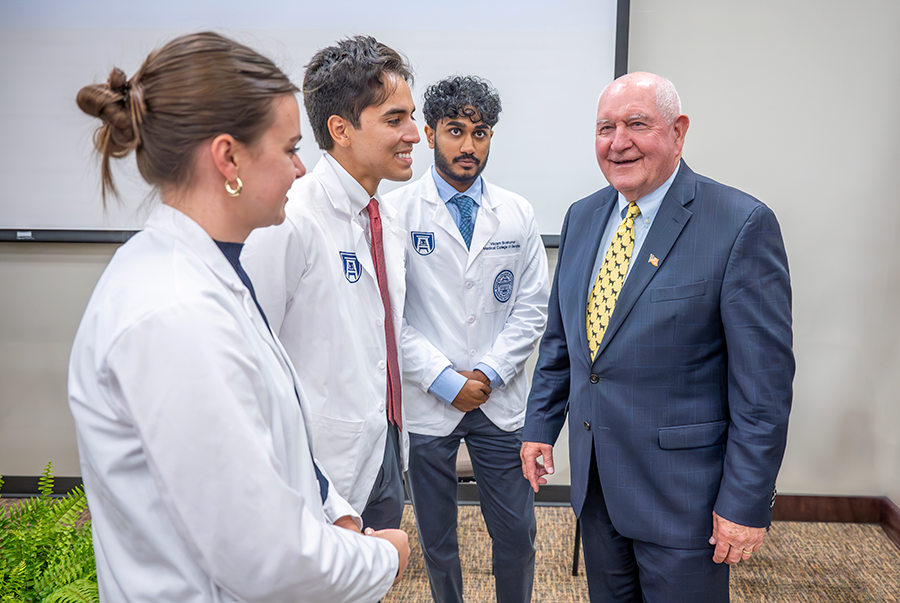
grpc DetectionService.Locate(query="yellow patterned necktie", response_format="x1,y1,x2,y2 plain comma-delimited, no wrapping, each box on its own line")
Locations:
586,202,641,361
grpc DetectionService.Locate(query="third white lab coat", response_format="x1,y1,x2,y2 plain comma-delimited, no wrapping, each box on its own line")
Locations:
386,173,550,437
244,156,409,513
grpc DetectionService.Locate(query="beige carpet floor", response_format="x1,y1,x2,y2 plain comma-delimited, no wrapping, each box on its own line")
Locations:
3,498,897,601
383,504,900,603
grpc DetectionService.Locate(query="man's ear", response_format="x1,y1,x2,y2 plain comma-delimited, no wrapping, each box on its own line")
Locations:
424,125,435,150
673,114,690,153
328,115,352,149
210,133,239,180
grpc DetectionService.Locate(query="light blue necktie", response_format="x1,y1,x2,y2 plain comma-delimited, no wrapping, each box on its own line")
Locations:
450,193,475,249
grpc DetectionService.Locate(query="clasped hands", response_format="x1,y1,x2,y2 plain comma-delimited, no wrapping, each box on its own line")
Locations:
333,515,410,585
451,369,492,412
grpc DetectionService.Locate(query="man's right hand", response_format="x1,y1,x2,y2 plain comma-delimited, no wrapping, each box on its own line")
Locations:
520,441,554,492
451,378,491,412
365,527,410,586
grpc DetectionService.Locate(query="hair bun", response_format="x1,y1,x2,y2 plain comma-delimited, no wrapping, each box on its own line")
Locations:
76,67,139,157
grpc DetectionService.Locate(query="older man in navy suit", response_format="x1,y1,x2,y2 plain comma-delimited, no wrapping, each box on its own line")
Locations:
521,72,794,602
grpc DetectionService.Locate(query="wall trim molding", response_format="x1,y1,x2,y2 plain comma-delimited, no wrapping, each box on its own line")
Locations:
2,478,897,551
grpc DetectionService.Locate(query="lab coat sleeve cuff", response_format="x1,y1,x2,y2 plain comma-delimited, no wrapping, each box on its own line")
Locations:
429,367,467,405
318,464,363,529
474,362,503,389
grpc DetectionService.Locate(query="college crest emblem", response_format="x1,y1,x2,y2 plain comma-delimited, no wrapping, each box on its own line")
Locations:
411,231,435,255
493,270,514,303
339,251,361,283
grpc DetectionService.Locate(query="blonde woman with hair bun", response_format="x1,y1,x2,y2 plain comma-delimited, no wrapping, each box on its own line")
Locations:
69,31,408,602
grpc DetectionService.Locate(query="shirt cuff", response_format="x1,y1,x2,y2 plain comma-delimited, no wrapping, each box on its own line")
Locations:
474,362,503,389
429,367,467,405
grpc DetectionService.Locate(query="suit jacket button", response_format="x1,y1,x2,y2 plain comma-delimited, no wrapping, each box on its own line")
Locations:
589,374,599,384
583,421,591,430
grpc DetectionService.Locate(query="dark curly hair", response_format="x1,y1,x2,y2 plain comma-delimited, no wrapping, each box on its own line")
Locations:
303,36,413,151
422,75,502,129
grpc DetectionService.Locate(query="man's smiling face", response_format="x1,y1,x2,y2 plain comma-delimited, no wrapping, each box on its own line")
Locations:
594,74,688,202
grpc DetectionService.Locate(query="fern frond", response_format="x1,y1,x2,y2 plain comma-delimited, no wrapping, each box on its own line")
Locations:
0,464,98,603
41,577,99,603
38,463,55,499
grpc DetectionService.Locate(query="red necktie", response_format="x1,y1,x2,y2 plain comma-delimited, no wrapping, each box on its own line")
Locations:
367,199,402,430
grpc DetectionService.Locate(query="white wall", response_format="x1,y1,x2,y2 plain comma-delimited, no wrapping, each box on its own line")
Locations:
2,1,899,506
628,0,900,501
0,243,115,476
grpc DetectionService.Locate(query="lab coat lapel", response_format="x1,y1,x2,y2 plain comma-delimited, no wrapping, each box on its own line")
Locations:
429,187,467,253
315,157,377,285
592,161,695,361
467,188,501,271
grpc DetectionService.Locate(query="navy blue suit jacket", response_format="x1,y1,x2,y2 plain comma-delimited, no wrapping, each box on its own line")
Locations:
524,161,794,549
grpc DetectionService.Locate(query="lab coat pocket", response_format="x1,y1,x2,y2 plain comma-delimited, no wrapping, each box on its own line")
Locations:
310,413,365,496
483,253,521,314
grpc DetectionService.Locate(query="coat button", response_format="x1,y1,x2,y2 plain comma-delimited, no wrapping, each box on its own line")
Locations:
590,374,600,384
583,421,591,431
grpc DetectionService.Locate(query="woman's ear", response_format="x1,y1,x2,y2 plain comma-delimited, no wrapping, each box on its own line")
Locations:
210,133,240,179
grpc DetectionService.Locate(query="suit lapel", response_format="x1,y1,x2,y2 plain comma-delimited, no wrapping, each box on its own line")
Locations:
592,161,697,362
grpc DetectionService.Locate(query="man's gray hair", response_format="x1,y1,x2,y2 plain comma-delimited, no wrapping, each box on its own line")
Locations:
654,76,681,125
599,72,682,125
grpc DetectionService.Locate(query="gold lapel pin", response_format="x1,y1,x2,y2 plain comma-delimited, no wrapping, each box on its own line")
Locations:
649,254,659,267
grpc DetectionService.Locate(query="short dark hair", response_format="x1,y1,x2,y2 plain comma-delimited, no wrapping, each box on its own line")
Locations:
423,75,502,130
303,36,413,151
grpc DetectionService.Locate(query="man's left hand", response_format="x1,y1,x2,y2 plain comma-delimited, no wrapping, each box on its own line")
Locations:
460,370,490,386
709,511,765,564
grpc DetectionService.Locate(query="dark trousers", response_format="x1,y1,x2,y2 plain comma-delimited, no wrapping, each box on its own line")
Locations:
580,447,729,603
361,421,405,530
406,409,536,603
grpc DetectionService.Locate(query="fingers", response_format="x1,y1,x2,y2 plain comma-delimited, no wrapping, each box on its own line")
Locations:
520,442,553,493
368,528,410,585
542,445,555,476
460,369,491,386
709,511,765,565
451,380,491,412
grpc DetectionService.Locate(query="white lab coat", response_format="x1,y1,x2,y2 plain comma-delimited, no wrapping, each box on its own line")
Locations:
243,156,409,514
68,204,397,603
385,173,550,437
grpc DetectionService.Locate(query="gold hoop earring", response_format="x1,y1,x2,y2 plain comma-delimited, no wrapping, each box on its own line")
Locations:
225,176,243,197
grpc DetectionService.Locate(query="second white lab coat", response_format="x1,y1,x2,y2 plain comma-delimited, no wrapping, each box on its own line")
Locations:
68,204,397,603
244,156,409,513
386,173,550,437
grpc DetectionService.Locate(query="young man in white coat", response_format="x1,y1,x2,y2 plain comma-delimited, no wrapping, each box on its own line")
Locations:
243,36,419,530
385,76,550,603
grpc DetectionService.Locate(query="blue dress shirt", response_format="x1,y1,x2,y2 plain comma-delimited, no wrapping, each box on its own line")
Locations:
427,167,503,405
587,163,680,303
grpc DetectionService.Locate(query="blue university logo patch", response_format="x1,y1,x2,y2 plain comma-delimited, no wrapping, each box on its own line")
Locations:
493,270,514,303
411,231,435,255
339,251,361,283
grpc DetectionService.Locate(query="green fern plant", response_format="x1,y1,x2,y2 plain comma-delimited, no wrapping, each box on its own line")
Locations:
0,463,99,603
